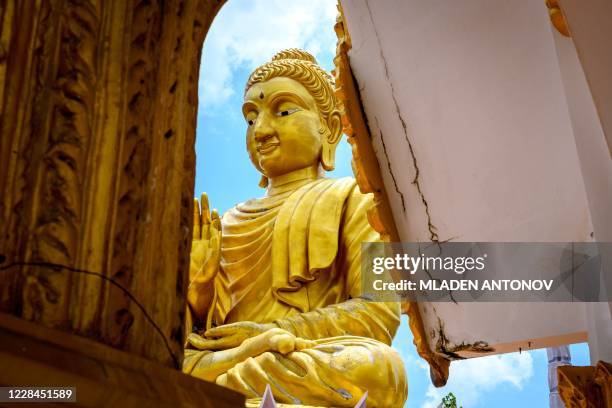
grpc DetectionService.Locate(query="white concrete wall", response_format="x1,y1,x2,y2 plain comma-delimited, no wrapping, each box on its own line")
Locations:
553,2,612,364
341,0,602,359
560,0,612,157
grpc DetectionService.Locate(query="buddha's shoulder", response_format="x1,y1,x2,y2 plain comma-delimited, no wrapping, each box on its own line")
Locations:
323,177,373,202
224,177,372,216
302,177,368,201
304,177,375,212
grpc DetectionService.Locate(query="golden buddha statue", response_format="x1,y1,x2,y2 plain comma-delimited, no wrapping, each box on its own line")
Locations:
183,49,407,408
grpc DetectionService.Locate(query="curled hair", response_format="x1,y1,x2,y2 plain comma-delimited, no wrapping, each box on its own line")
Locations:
245,49,338,126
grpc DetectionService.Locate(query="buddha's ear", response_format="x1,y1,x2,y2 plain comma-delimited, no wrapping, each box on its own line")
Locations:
259,175,269,188
321,110,343,171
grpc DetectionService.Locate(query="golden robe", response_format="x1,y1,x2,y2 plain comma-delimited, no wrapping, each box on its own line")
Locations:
184,177,407,407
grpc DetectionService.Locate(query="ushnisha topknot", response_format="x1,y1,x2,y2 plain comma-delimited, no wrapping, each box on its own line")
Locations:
245,48,337,127
271,48,317,64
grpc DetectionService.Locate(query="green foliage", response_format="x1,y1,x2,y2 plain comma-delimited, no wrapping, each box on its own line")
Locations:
441,392,462,408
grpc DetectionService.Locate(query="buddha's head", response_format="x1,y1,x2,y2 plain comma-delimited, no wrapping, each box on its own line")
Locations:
243,49,342,185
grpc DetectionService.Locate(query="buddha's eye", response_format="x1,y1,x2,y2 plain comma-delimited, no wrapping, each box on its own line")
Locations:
276,108,300,117
245,112,258,126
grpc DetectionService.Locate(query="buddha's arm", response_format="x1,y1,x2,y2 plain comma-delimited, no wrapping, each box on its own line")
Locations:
274,187,400,345
273,298,400,344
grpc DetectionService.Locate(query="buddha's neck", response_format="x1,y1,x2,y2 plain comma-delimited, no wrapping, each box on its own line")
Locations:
266,165,322,196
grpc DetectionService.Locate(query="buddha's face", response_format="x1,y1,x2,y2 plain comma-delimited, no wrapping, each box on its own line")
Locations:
243,77,324,178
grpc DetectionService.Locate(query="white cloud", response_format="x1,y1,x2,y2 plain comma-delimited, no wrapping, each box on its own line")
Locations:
198,0,338,111
421,352,535,408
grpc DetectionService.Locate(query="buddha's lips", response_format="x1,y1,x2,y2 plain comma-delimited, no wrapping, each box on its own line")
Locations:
257,143,280,154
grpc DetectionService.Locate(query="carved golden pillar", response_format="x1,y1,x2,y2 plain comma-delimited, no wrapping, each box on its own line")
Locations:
0,0,224,368
558,361,612,408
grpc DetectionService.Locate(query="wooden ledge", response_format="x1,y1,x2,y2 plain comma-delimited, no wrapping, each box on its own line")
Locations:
0,313,244,407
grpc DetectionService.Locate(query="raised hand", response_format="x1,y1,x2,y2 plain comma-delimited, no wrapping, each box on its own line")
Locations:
187,193,221,322
190,193,221,283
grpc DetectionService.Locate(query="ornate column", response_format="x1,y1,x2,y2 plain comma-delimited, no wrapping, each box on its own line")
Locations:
0,0,224,368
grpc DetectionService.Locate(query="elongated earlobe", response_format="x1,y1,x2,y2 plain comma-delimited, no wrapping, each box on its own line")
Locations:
321,144,337,171
321,111,342,171
259,175,269,188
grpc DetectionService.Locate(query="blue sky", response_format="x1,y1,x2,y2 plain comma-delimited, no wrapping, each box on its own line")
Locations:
194,1,590,406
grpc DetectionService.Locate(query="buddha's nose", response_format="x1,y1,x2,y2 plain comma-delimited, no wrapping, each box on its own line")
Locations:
253,118,276,142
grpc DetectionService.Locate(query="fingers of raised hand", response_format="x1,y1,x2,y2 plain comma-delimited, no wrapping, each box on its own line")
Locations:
205,208,221,242
211,209,221,231
194,193,221,242
200,193,211,225
193,198,202,240
204,209,221,254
